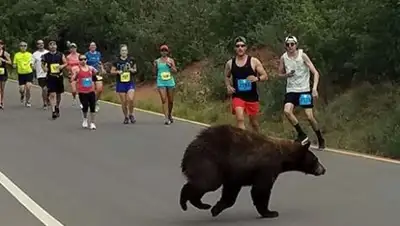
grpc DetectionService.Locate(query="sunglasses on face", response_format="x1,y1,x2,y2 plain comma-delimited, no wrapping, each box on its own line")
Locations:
235,44,246,48
79,58,87,61
20,45,27,47
285,42,296,47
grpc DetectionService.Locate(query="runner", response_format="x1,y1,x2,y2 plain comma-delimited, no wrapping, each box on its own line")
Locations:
153,44,177,125
32,39,49,109
71,54,97,130
41,40,67,119
0,40,12,109
110,44,137,124
66,42,81,107
224,36,268,133
278,35,325,149
85,42,104,112
13,41,34,107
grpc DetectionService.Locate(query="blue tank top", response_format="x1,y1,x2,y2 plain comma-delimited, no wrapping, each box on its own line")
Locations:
85,51,101,70
156,58,173,81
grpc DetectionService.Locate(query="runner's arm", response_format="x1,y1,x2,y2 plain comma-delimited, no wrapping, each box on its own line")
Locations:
41,55,48,72
302,53,319,90
59,54,68,70
152,60,157,76
278,55,289,78
224,60,232,87
169,58,177,73
253,58,268,81
12,54,17,68
110,62,120,75
3,51,11,65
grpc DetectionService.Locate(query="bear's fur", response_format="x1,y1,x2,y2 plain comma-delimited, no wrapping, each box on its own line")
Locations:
179,124,326,218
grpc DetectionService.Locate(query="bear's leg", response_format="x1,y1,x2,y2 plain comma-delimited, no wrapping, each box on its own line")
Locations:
250,178,279,218
180,182,213,211
210,184,242,217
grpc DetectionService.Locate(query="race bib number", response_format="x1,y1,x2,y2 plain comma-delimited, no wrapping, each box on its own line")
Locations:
50,64,60,74
81,77,92,88
299,93,312,106
160,72,171,80
120,72,130,82
237,79,252,92
0,67,4,75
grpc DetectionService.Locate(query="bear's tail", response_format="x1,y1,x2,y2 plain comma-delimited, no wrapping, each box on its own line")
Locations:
180,182,212,211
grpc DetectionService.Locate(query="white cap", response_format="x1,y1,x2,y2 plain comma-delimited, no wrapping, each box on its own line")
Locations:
285,36,298,43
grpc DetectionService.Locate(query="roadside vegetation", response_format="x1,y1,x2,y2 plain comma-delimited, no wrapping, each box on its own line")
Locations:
2,0,400,158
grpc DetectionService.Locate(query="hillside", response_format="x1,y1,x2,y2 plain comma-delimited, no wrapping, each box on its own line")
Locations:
1,0,400,158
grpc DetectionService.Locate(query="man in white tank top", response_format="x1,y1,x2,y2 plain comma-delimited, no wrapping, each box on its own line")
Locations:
278,36,325,150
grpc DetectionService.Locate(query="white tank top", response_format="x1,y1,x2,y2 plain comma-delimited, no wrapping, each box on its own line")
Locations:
282,49,310,93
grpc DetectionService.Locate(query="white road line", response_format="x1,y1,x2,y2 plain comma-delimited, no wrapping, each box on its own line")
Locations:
0,170,64,226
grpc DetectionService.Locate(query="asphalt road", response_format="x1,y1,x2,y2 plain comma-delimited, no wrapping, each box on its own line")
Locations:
0,81,399,226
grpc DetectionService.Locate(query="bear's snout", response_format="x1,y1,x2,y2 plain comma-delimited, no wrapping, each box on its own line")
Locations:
314,163,326,176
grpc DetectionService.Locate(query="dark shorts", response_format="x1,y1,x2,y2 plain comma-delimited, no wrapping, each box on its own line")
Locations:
78,91,96,113
116,82,135,93
284,91,313,108
47,76,64,94
0,75,8,82
37,78,47,88
18,73,33,85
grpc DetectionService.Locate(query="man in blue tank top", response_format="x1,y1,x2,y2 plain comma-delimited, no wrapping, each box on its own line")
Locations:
153,44,177,125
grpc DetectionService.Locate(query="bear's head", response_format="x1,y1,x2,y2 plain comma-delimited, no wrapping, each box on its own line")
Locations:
282,141,326,176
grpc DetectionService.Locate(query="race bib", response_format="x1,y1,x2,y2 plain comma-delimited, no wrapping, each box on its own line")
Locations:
299,93,312,106
0,67,4,75
120,72,130,82
50,63,60,74
81,77,92,88
237,79,252,92
160,72,171,80
96,75,103,81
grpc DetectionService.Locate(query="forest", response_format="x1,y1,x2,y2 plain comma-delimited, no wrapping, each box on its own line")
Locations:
1,0,400,158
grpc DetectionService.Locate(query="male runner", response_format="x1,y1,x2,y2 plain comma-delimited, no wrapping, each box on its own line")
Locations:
41,41,67,119
224,36,268,132
85,42,104,112
0,40,12,109
110,44,137,124
153,44,177,125
13,41,34,107
32,39,49,109
278,35,325,149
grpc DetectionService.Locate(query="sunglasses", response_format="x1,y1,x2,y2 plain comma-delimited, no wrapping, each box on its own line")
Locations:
20,45,27,47
235,44,246,48
285,42,296,47
79,58,87,61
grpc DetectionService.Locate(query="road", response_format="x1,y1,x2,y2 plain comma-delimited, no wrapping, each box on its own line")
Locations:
0,80,399,226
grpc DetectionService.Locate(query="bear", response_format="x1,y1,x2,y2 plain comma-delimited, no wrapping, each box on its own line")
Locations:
179,124,326,218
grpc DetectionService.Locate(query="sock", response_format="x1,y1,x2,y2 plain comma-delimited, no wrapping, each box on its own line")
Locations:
294,123,306,136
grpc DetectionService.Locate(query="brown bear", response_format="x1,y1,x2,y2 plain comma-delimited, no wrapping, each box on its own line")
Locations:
179,124,326,218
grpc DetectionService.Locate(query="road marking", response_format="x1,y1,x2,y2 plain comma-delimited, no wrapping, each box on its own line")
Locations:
0,170,64,226
8,79,400,165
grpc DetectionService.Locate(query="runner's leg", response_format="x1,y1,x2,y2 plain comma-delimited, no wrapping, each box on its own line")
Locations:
127,88,136,123
118,92,129,124
18,74,25,104
88,91,96,129
158,87,170,124
247,102,260,133
283,102,308,144
166,87,174,123
95,80,103,112
232,97,246,130
25,76,32,107
304,108,325,149
0,80,5,108
78,92,89,128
